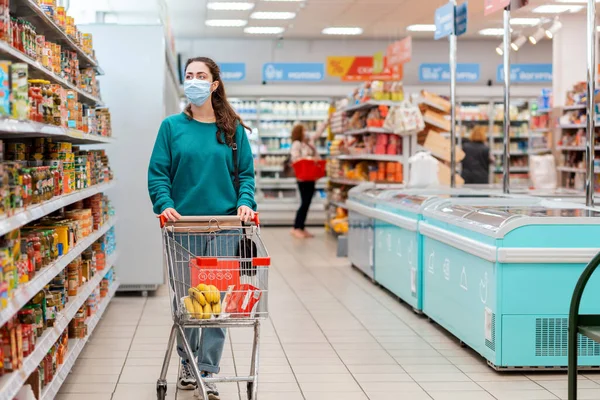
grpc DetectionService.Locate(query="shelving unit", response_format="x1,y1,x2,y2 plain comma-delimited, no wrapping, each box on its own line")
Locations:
0,5,118,397
231,98,331,225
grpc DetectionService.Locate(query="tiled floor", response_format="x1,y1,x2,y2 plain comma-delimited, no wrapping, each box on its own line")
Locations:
58,228,600,400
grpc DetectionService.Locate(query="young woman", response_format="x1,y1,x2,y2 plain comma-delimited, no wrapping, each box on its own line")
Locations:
461,125,493,184
148,57,256,400
290,121,328,238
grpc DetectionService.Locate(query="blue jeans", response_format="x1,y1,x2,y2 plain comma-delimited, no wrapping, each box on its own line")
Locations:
173,230,240,374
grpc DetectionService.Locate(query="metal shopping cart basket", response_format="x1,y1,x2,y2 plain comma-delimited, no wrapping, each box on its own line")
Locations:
156,215,269,400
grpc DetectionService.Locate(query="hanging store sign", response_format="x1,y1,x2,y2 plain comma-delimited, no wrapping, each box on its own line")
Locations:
496,64,552,83
419,63,480,83
219,63,246,81
326,56,403,81
454,2,468,37
435,2,455,40
386,37,412,68
262,63,325,82
484,0,510,16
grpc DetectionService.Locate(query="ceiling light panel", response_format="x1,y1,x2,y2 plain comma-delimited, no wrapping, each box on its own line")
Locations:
479,28,505,36
533,5,584,13
322,27,363,35
244,26,286,34
406,24,436,32
510,18,540,26
205,19,248,27
207,2,255,11
251,11,296,20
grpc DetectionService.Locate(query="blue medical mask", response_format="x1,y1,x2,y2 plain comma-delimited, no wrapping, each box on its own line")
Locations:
184,79,213,106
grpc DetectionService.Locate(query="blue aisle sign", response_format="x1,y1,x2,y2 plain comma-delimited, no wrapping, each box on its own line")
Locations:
262,63,325,82
496,64,552,83
454,2,468,37
219,63,246,81
435,3,455,40
419,63,480,83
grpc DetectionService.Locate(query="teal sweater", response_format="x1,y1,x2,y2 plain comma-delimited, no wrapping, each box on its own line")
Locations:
148,113,256,216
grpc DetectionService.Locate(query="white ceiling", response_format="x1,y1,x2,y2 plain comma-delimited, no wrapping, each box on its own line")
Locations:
67,0,590,40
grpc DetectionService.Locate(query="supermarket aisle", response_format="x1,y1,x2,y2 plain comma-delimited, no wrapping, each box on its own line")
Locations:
57,228,600,400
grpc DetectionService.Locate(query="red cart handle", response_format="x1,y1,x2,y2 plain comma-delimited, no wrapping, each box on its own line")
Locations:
159,212,260,228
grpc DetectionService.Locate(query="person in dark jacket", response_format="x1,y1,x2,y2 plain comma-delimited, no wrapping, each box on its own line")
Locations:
461,125,493,184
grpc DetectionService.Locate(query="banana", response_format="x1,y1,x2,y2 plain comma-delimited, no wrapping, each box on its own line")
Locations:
212,301,221,317
203,303,212,319
196,283,208,293
209,285,221,304
183,297,195,317
189,287,207,306
192,298,204,319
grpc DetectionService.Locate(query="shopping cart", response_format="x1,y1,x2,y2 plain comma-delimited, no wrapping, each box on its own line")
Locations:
156,215,269,400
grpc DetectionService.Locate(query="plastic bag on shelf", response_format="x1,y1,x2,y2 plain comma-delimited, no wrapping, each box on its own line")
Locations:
529,154,557,190
408,151,439,188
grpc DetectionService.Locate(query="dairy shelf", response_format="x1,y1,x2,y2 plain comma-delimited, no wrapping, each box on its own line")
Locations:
0,41,103,106
0,118,114,144
0,180,115,237
0,217,117,329
40,279,119,400
13,0,99,70
0,251,118,400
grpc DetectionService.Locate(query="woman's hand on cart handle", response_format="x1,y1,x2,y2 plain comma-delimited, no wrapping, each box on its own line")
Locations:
238,206,257,223
158,208,181,227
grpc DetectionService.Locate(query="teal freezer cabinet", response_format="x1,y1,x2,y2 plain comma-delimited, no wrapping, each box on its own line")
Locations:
346,184,396,280
370,190,541,312
420,201,600,369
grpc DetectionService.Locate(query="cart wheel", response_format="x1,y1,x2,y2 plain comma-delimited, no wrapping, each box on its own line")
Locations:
247,382,254,400
156,383,167,400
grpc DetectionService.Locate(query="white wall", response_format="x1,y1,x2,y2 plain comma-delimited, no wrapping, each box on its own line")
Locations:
84,24,177,288
175,37,553,88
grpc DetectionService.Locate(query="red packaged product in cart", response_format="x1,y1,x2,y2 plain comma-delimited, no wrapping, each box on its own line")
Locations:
222,284,262,318
190,258,240,291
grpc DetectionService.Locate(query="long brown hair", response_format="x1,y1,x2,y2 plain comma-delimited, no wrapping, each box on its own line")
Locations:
291,124,305,142
184,57,248,147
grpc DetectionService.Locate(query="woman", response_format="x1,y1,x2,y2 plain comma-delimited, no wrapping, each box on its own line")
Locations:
290,122,328,238
461,125,492,185
148,57,256,400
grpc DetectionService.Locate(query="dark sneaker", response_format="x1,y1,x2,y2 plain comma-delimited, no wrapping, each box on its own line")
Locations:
195,372,220,400
177,361,197,390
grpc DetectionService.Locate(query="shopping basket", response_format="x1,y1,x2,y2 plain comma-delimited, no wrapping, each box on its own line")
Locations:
156,214,269,400
292,159,327,181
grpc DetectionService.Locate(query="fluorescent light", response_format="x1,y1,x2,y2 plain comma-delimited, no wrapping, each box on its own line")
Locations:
207,2,255,11
250,11,296,20
479,28,505,36
529,27,546,44
244,26,285,34
322,27,363,35
205,19,248,27
545,20,562,39
533,5,584,13
496,45,503,56
407,24,436,32
510,18,541,26
511,35,527,51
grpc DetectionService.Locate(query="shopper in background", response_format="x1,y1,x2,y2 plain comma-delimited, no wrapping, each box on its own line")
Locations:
290,121,329,238
461,125,493,185
148,57,256,400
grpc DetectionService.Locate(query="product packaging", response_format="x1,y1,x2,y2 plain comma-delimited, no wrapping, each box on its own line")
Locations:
10,64,29,120
0,61,10,116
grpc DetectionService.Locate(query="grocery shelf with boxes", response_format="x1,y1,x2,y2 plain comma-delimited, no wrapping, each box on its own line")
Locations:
325,81,419,236
0,1,119,397
231,98,331,225
556,82,600,192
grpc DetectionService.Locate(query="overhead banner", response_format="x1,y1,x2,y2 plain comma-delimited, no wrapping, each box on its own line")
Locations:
496,64,552,83
484,0,510,16
434,2,455,40
262,63,325,82
386,37,412,68
419,63,480,83
326,56,403,81
454,2,468,37
219,63,246,81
